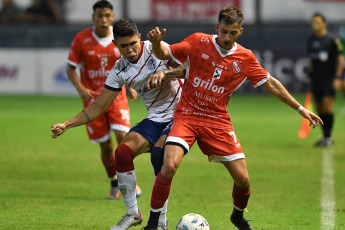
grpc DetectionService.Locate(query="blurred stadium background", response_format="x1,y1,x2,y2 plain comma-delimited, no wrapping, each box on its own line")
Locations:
1,0,345,95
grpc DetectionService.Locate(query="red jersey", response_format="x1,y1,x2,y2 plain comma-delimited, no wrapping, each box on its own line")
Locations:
68,27,126,100
169,33,270,129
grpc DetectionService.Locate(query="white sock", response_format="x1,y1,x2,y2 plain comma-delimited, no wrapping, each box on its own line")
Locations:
117,170,138,215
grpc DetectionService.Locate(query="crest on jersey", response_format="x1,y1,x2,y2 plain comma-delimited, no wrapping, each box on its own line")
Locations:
232,61,243,74
101,57,108,66
146,59,157,71
213,67,222,79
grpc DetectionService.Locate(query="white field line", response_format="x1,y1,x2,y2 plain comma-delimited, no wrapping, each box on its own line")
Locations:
320,149,335,230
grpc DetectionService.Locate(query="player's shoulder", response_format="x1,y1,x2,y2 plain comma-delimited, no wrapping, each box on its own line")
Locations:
188,32,212,40
235,43,254,57
75,27,93,38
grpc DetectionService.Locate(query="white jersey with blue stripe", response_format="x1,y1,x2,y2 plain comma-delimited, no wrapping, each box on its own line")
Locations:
105,40,183,123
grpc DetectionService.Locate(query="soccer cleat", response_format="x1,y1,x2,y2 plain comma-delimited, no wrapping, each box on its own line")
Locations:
110,210,143,230
231,213,254,230
314,137,333,148
135,185,143,197
157,219,168,230
107,186,121,200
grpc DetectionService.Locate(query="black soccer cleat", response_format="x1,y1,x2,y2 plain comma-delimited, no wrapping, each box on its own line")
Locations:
231,213,254,230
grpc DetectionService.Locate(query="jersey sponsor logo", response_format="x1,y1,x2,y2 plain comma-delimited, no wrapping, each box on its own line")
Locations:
88,68,110,78
212,67,222,79
232,61,243,74
146,58,157,71
192,76,225,94
202,53,209,60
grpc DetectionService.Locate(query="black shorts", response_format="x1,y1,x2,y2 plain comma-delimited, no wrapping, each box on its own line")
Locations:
311,82,335,102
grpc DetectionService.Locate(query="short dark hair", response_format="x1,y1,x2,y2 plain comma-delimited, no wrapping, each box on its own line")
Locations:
218,6,244,25
93,0,113,12
113,18,139,40
312,12,326,23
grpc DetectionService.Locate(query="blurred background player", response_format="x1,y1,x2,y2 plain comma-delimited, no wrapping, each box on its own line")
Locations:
307,12,344,147
66,0,141,200
143,6,323,230
24,0,65,24
52,18,184,230
0,0,23,23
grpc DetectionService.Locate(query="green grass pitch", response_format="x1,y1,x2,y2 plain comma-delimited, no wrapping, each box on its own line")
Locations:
0,93,344,229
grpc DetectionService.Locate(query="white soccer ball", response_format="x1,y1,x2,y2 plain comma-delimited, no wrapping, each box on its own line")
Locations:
176,213,210,230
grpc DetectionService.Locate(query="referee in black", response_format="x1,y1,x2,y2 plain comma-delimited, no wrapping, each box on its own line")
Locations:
307,12,344,147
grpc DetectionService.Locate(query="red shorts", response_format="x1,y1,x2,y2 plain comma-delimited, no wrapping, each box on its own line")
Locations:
84,93,130,144
166,121,245,162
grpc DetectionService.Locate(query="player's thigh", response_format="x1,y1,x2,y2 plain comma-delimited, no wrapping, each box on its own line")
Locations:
121,131,151,156
197,128,244,160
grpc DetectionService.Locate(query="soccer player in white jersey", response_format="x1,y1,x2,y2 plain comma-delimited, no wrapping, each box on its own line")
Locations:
51,18,184,230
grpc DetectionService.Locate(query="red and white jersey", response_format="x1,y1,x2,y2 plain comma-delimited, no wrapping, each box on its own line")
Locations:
68,26,126,100
105,41,183,123
169,33,270,129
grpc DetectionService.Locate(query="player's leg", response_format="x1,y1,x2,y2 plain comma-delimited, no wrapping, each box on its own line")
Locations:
198,126,252,229
144,144,185,230
144,121,194,230
222,160,253,230
98,137,122,200
315,88,335,147
111,131,151,230
84,113,120,199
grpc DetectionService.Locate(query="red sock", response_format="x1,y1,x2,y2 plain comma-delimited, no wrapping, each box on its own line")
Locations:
101,154,116,178
232,183,251,210
115,144,135,172
151,172,172,209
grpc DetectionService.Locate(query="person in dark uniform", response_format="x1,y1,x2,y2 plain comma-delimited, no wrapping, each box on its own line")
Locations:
307,12,344,147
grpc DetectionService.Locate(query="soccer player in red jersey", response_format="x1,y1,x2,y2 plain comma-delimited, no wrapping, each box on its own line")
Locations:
66,0,140,200
142,6,323,230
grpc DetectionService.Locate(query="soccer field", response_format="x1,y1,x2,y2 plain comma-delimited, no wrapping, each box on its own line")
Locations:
0,94,344,230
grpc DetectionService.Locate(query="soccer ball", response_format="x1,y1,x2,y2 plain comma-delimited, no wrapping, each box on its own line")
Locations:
176,213,210,230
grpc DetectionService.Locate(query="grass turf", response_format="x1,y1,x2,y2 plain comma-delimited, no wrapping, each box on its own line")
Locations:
0,93,344,229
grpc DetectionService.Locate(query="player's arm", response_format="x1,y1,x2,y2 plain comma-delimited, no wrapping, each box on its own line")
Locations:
262,76,323,128
146,64,186,89
147,27,171,60
51,88,119,138
334,53,344,90
66,64,96,102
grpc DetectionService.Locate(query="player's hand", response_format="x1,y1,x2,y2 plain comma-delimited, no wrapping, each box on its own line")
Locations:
128,87,138,101
147,71,165,90
147,27,166,44
299,108,323,128
333,78,342,91
51,123,67,138
79,87,96,102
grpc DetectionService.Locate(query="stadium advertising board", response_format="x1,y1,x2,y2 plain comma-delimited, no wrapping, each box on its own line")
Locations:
152,0,240,20
0,50,38,94
0,49,77,95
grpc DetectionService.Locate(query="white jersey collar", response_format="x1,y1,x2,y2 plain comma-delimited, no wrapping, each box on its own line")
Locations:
212,35,237,57
92,26,114,47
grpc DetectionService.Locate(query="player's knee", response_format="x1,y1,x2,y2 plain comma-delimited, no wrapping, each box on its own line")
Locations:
115,144,135,172
151,146,164,176
161,160,178,178
235,175,250,188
